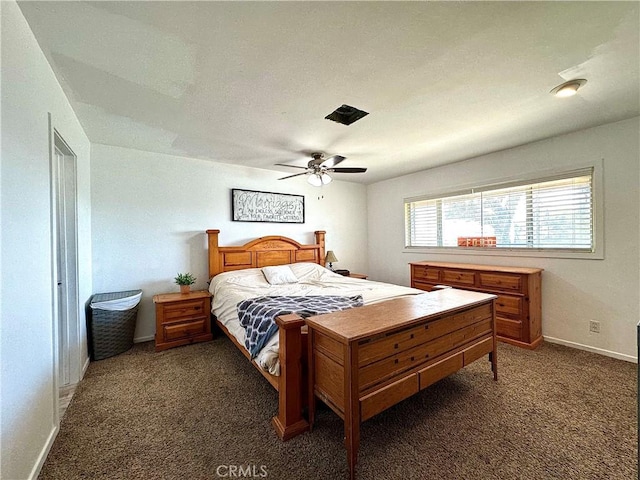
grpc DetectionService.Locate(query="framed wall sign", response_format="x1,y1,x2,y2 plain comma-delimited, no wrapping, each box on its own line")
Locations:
232,189,305,223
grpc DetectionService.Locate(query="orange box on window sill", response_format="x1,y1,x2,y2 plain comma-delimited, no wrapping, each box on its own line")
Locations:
457,236,497,247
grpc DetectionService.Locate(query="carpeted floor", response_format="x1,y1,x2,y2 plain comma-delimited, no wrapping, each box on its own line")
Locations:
39,337,637,480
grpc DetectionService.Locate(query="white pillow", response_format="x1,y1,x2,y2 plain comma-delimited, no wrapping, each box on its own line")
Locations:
262,265,299,285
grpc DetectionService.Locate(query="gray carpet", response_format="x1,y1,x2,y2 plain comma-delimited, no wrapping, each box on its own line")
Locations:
40,337,637,480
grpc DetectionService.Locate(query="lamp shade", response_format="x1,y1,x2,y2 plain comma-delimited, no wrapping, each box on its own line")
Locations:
307,174,323,187
325,250,338,263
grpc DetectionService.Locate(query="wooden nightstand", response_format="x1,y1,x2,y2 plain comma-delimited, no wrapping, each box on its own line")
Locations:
348,273,368,279
153,290,213,351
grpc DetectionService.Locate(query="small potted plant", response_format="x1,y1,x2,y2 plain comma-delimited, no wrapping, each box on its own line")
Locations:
174,273,196,294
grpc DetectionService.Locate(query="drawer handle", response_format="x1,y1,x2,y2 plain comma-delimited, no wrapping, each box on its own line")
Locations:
394,359,399,364
194,306,201,310
424,325,429,330
410,334,414,339
394,343,399,349
424,353,430,359
410,356,415,362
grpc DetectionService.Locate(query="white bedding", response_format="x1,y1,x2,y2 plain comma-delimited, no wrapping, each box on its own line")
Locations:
209,262,423,375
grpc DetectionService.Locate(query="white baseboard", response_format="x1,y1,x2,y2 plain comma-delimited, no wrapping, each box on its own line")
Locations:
134,334,154,343
82,355,90,377
28,423,59,480
544,336,637,363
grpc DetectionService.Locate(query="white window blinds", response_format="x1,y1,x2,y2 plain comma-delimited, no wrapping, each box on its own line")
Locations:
405,169,594,252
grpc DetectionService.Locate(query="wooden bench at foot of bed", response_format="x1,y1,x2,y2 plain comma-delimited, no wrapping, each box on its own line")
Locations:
305,289,498,479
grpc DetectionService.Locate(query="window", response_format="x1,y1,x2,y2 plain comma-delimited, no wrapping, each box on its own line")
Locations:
405,168,595,253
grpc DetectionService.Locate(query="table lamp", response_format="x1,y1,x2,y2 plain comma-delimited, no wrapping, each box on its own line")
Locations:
325,251,338,270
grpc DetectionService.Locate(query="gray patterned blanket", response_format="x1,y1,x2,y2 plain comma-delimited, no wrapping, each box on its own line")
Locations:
237,295,363,358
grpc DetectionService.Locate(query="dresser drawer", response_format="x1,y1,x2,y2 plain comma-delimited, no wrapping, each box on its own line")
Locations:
496,317,522,340
412,265,440,283
442,270,475,286
479,273,522,292
163,299,207,321
495,294,523,316
163,319,207,341
411,281,433,292
358,303,492,367
360,374,418,422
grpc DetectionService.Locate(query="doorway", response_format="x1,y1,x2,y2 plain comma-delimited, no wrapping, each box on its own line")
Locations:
51,127,79,415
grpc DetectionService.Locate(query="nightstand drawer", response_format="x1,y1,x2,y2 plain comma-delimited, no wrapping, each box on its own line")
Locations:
163,299,207,320
163,319,207,341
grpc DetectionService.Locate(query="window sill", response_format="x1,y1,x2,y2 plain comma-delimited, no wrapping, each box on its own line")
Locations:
403,246,604,260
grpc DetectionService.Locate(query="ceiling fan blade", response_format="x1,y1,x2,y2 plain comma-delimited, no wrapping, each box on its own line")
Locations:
320,155,346,168
278,172,309,180
275,163,308,170
330,167,367,173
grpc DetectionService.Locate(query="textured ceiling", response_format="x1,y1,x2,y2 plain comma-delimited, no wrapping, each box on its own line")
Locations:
19,1,640,184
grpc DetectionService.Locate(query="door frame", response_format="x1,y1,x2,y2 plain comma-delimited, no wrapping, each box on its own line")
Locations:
48,114,81,424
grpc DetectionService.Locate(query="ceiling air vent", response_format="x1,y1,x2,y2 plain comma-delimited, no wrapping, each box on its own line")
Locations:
324,104,369,126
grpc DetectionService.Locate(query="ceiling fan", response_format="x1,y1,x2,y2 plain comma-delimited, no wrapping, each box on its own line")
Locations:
276,153,367,186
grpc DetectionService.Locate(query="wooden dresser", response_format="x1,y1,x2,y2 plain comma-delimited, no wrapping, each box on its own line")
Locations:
305,289,497,480
153,290,213,351
410,261,543,349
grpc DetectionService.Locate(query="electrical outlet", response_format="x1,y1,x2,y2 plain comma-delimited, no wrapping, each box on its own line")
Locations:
589,320,600,333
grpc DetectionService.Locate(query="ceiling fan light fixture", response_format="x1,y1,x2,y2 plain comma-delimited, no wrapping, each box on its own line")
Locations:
279,152,365,185
550,79,587,98
307,174,323,187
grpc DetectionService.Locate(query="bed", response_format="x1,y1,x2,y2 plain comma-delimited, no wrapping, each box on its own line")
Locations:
206,229,426,438
205,229,497,444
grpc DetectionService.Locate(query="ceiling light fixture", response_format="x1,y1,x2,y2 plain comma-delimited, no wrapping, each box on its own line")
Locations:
307,173,333,186
307,174,322,187
550,79,587,98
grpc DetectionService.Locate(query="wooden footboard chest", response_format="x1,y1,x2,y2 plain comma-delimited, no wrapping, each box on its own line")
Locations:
305,289,497,480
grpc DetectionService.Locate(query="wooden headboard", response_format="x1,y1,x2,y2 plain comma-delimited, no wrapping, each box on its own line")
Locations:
206,229,326,279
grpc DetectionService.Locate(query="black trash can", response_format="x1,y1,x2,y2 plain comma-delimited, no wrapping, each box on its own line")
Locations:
89,290,142,360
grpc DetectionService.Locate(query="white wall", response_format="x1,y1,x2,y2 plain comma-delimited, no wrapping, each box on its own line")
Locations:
90,143,368,341
0,2,92,479
368,117,639,361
